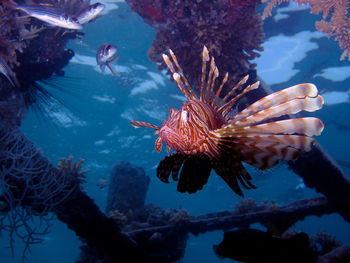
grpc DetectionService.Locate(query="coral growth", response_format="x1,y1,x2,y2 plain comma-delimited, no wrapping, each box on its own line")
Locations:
262,0,350,60
0,0,90,109
0,1,96,254
235,199,280,213
108,209,129,226
0,129,85,213
310,231,342,256
168,208,191,226
126,0,264,94
57,156,88,186
0,127,87,257
235,198,258,213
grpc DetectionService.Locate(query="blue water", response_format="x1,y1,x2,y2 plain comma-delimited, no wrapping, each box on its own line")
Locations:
1,1,350,262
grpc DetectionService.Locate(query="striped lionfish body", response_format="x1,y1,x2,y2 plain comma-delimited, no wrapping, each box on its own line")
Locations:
131,46,324,196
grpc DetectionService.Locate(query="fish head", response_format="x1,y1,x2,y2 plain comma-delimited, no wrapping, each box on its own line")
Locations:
158,107,187,152
91,3,105,14
96,43,118,64
60,14,83,30
77,3,105,24
158,101,212,152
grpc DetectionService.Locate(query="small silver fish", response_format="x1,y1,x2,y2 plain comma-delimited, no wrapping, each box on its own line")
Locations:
4,1,82,30
74,2,105,25
0,57,20,88
96,43,119,77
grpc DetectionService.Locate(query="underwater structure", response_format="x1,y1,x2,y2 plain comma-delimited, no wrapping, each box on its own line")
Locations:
0,0,349,262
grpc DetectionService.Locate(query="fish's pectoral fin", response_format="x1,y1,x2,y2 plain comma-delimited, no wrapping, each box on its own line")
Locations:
106,63,117,77
230,83,321,124
177,155,212,194
157,153,186,183
155,137,162,153
99,64,106,73
54,28,62,37
211,157,256,197
110,55,119,62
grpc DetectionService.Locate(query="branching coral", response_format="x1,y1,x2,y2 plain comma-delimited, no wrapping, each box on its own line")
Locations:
0,129,163,261
0,127,87,257
126,0,264,94
57,156,88,186
262,0,350,60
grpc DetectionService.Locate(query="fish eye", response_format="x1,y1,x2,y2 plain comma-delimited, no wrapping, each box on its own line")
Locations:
180,109,190,121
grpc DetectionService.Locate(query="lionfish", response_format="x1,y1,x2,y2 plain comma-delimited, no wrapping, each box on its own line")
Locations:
131,46,324,196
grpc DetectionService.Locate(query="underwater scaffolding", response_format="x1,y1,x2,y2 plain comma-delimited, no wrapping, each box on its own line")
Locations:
0,0,350,262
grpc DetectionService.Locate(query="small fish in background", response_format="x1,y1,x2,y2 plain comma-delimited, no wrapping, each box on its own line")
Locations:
214,228,314,262
3,0,83,30
96,43,119,77
97,178,108,189
0,57,20,89
73,2,105,25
